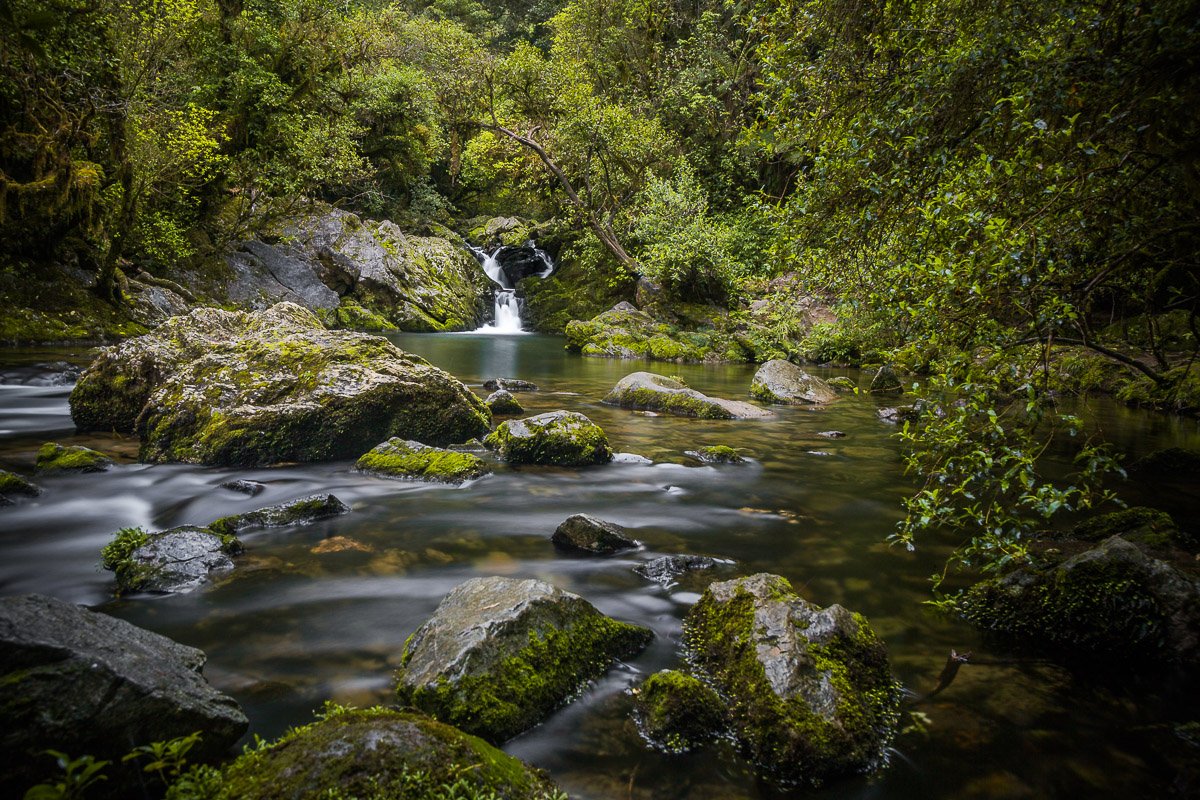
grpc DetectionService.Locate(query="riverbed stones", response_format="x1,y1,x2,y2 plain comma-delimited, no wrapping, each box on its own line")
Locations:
633,670,726,753
208,493,350,536
0,469,40,504
395,576,653,743
69,303,491,466
356,438,490,484
485,389,524,415
34,442,113,473
0,594,248,796
877,405,919,424
552,514,640,554
684,573,901,785
107,525,242,595
220,478,266,496
603,372,773,419
750,360,838,405
484,410,612,466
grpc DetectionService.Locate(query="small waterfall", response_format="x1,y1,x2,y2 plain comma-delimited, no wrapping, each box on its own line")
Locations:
466,242,554,334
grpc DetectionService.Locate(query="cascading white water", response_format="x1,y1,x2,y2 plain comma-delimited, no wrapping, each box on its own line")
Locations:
466,242,554,334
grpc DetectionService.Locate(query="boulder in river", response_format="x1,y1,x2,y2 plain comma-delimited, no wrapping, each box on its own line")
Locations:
634,554,724,586
220,478,265,496
685,445,747,464
826,376,857,392
69,303,491,466
209,493,350,536
102,524,242,596
603,372,773,419
356,438,490,484
552,514,640,554
199,704,561,800
483,377,539,392
34,442,113,473
868,364,903,394
0,594,248,796
750,360,838,405
877,405,920,424
395,576,653,743
633,670,726,753
485,389,525,415
684,573,901,785
0,468,40,504
484,410,613,466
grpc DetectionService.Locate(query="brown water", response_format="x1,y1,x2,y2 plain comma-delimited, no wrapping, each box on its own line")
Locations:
1,334,1197,799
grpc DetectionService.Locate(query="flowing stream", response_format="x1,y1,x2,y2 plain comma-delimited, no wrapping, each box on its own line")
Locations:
1,335,1198,799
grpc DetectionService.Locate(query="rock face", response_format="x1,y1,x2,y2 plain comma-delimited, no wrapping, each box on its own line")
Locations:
0,468,40,504
395,576,653,743
552,514,640,554
202,705,561,800
603,372,773,420
633,670,725,753
115,526,241,595
484,410,613,466
35,442,113,473
750,360,838,405
356,438,490,484
684,574,900,785
959,535,1200,665
485,389,525,415
209,493,350,536
69,303,492,466
0,594,248,795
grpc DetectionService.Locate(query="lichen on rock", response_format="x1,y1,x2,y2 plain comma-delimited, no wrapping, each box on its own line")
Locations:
486,389,525,416
357,438,491,484
484,410,613,466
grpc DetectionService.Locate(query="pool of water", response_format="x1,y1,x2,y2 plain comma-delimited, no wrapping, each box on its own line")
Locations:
1,334,1197,799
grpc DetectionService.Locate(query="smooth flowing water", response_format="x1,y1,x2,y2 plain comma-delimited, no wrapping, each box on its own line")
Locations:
1,335,1198,799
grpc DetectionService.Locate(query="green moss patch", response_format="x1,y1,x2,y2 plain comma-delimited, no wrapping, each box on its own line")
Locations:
34,442,114,474
0,469,40,502
633,670,726,753
357,438,491,484
484,411,612,466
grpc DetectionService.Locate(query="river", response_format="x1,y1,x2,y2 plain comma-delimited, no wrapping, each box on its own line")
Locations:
1,333,1197,799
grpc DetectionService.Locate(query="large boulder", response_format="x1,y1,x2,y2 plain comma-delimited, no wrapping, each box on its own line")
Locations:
552,514,640,554
356,438,490,484
395,576,653,743
187,704,561,800
484,410,612,466
750,360,838,405
69,303,491,466
0,594,248,796
603,372,773,420
683,574,901,785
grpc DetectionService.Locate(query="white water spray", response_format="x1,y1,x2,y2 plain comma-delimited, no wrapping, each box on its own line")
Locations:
467,242,554,334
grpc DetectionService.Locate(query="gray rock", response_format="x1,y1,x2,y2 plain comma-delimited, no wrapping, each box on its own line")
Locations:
603,372,773,419
395,576,653,743
611,300,640,314
825,376,857,392
684,446,747,464
34,442,113,473
123,526,239,594
226,239,342,311
0,594,248,796
552,514,640,554
634,554,722,585
877,405,919,424
750,360,838,405
485,389,524,415
484,410,612,466
220,478,266,496
869,364,903,394
209,493,350,536
482,377,539,392
69,303,492,466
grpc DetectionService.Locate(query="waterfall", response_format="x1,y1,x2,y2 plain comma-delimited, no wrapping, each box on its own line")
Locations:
466,242,554,334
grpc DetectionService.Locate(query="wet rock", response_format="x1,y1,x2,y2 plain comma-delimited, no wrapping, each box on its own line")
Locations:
395,576,653,743
1065,507,1195,551
105,525,242,595
869,364,903,394
816,430,846,438
603,372,773,419
483,377,539,392
205,705,560,800
685,445,747,464
485,389,524,415
552,514,640,554
959,536,1200,666
750,360,838,405
877,405,919,424
0,469,40,505
634,554,722,585
484,410,612,466
34,442,113,473
0,594,248,796
612,452,652,464
311,536,373,554
1129,447,1200,478
826,376,857,392
356,438,490,484
69,303,491,465
684,573,901,785
633,670,726,753
209,493,350,536
220,478,266,496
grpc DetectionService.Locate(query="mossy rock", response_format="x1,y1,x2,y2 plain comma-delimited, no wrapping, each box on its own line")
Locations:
102,525,243,596
395,576,653,743
34,442,113,474
958,536,1200,666
633,670,726,753
486,389,525,416
564,304,743,363
173,704,563,800
868,364,903,394
484,411,613,466
357,438,491,484
1129,447,1200,479
0,469,40,504
750,360,838,405
326,298,398,332
683,573,901,785
684,445,747,464
208,493,350,537
826,376,857,392
603,372,772,420
1068,507,1193,551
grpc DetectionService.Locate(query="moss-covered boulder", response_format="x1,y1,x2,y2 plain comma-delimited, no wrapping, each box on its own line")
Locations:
1066,507,1193,551
684,445,747,464
395,576,653,743
868,364,903,394
486,389,525,415
482,377,539,392
826,376,857,392
357,438,490,484
69,303,491,466
178,704,562,800
603,372,773,420
750,360,838,405
34,442,114,473
484,410,613,466
632,670,726,753
565,304,746,363
684,573,901,785
958,535,1200,665
552,514,640,554
208,493,350,537
102,525,242,596
0,469,40,504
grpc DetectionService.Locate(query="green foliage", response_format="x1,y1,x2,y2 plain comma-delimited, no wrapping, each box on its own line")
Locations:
100,526,149,571
23,752,109,800
123,731,203,784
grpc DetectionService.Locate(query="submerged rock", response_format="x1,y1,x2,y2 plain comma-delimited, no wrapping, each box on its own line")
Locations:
634,554,723,585
750,360,838,405
603,372,773,419
357,438,490,484
552,514,640,554
209,493,350,536
816,430,846,438
485,388,525,415
633,670,726,753
869,364,903,394
105,525,242,595
395,576,653,743
34,442,113,473
684,573,901,785
201,705,561,800
483,377,539,392
0,468,40,504
69,303,491,466
0,594,247,796
220,478,266,496
685,445,747,464
484,410,612,466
